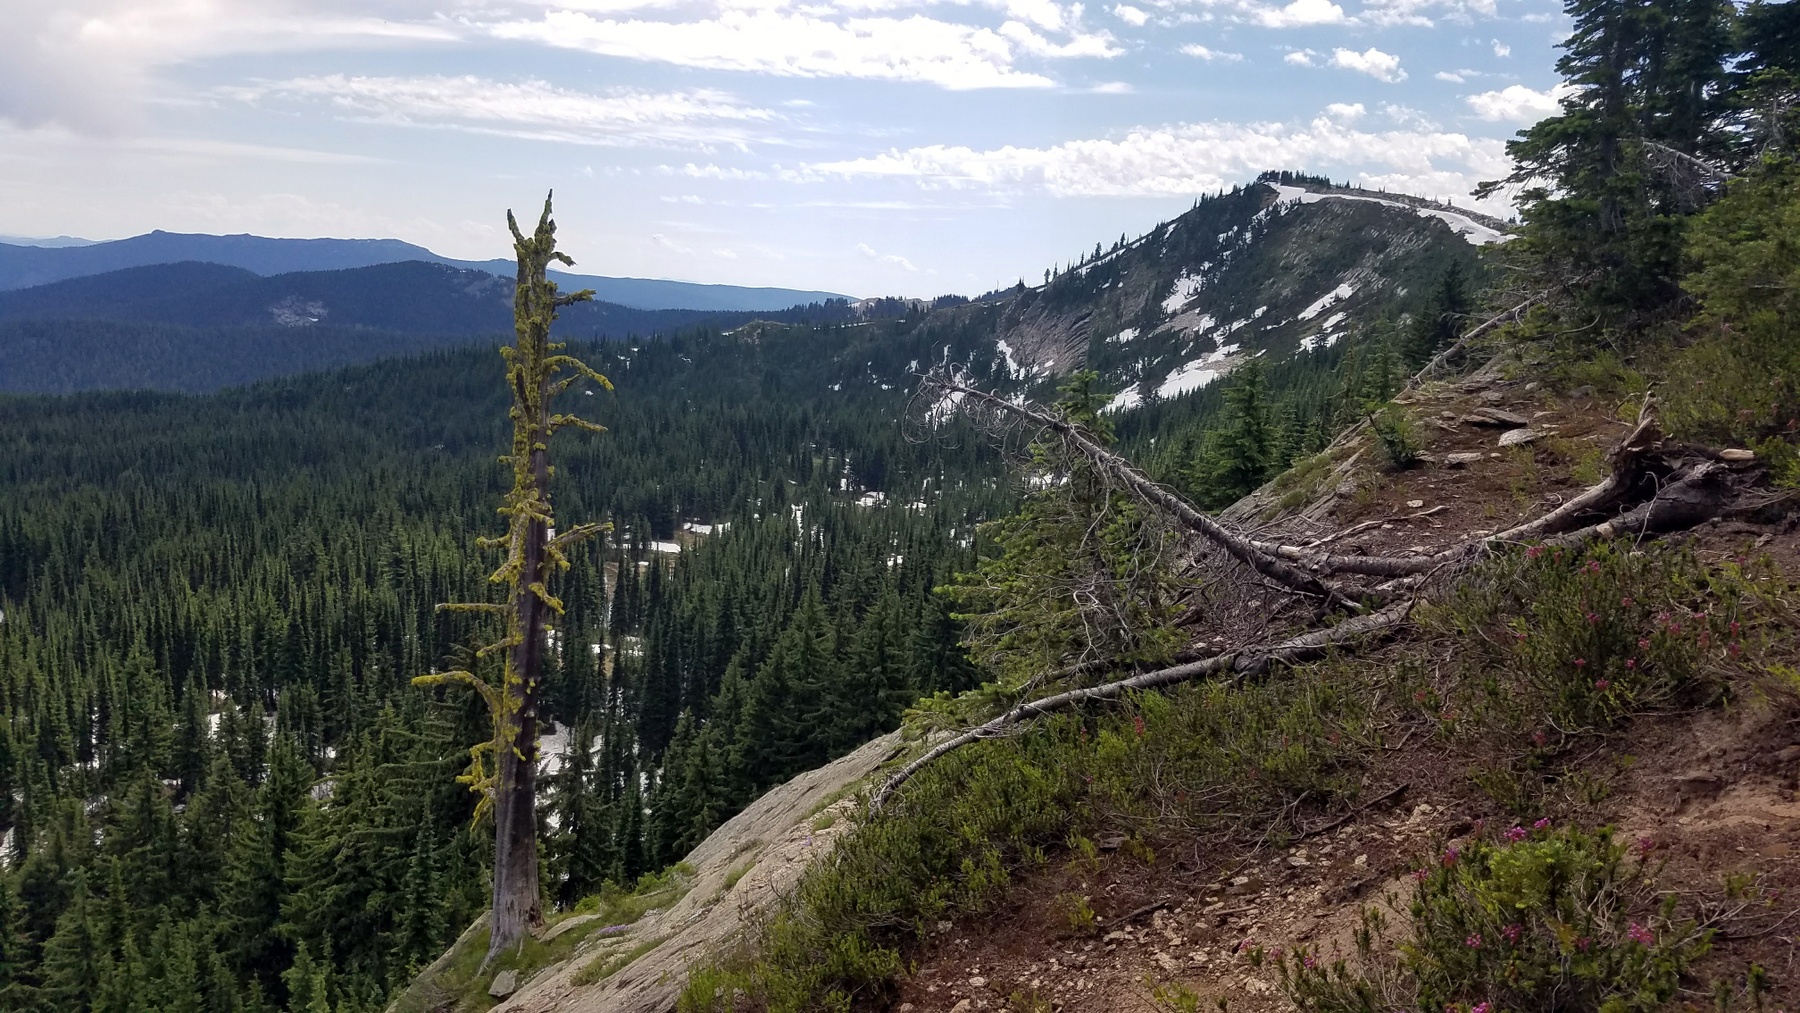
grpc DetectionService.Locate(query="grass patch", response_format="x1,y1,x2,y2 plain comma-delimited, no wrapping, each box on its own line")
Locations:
571,935,668,987
388,865,698,1013
723,860,757,891
571,863,696,924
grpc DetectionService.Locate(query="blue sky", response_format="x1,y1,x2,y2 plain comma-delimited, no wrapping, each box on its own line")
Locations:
0,0,1571,297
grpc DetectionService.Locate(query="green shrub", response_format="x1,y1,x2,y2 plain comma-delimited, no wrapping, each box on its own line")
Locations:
1663,158,1800,484
1420,541,1768,733
1279,823,1711,1013
1370,404,1420,470
678,673,1368,1013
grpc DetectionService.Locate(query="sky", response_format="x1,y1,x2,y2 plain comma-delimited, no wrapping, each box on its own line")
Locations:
0,0,1572,298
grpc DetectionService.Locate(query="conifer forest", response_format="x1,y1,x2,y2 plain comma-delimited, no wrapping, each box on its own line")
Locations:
0,0,1798,1010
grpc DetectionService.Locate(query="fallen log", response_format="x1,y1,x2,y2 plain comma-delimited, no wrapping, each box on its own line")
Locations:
924,378,1353,603
869,600,1413,811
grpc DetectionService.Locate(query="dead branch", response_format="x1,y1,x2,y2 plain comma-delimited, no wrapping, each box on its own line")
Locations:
921,377,1351,604
870,600,1414,811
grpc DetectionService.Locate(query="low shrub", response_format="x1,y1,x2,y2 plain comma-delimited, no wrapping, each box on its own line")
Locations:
1279,823,1711,1013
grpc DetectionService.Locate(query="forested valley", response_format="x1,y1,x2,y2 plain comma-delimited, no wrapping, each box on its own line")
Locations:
0,315,1022,1010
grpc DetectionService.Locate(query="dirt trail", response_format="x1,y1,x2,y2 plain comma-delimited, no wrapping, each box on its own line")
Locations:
494,732,902,1013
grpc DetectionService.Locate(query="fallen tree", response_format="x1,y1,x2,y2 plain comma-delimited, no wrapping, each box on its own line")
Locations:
879,375,1788,814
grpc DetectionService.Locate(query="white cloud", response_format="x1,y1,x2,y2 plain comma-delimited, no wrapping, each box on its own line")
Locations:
226,75,779,148
808,108,1511,210
1331,46,1406,82
0,1,456,132
1323,102,1365,120
1357,0,1496,27
856,241,919,271
1491,38,1511,57
1465,82,1571,121
1285,49,1317,66
1249,0,1346,27
1435,70,1465,82
1112,3,1150,24
1091,81,1135,93
485,7,1120,91
652,233,695,254
1182,43,1244,61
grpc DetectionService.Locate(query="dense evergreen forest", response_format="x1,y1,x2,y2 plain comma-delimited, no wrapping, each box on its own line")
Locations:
0,316,1013,1011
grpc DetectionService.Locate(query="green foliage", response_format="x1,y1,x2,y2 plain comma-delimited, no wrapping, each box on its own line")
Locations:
1369,404,1421,470
679,670,1367,1013
941,371,1183,687
1279,824,1711,1013
1663,159,1800,482
1421,541,1774,734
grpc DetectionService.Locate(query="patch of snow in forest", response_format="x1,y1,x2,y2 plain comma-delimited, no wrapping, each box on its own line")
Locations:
1156,361,1221,399
995,339,1022,376
1252,306,1269,318
1268,183,1510,246
539,722,574,779
1162,273,1205,314
1104,386,1142,413
650,540,681,553
1298,283,1357,321
1107,327,1141,344
1207,342,1241,363
856,491,888,508
1222,318,1250,335
1322,310,1347,330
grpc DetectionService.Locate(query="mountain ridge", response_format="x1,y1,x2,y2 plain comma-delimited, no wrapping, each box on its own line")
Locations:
0,229,850,311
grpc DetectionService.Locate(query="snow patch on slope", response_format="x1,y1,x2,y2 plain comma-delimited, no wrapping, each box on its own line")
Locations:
1268,183,1511,246
1162,273,1205,314
1298,283,1356,321
1157,361,1221,399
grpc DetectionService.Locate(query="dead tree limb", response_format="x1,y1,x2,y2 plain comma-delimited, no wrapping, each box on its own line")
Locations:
870,600,1413,811
924,378,1349,602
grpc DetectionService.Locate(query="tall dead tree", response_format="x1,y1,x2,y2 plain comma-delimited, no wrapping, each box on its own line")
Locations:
414,194,611,963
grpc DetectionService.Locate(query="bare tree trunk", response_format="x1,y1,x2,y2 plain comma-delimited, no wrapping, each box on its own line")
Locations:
490,435,550,958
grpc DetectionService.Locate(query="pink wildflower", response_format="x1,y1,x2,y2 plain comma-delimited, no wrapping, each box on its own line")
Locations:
1621,597,1634,607
1304,953,1317,970
1638,638,1651,649
1414,868,1430,882
1441,846,1460,867
1635,836,1655,856
1504,826,1529,843
1501,924,1523,944
1527,545,1545,559
1626,923,1654,946
1534,817,1551,830
1576,936,1592,952
1594,679,1611,690
1574,658,1587,668
1586,560,1602,573
1465,933,1483,949
1531,731,1547,746
1730,621,1741,636
1471,1003,1493,1013
1625,659,1637,670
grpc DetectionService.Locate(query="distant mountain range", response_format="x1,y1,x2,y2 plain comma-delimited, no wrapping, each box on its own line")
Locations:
0,230,850,311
